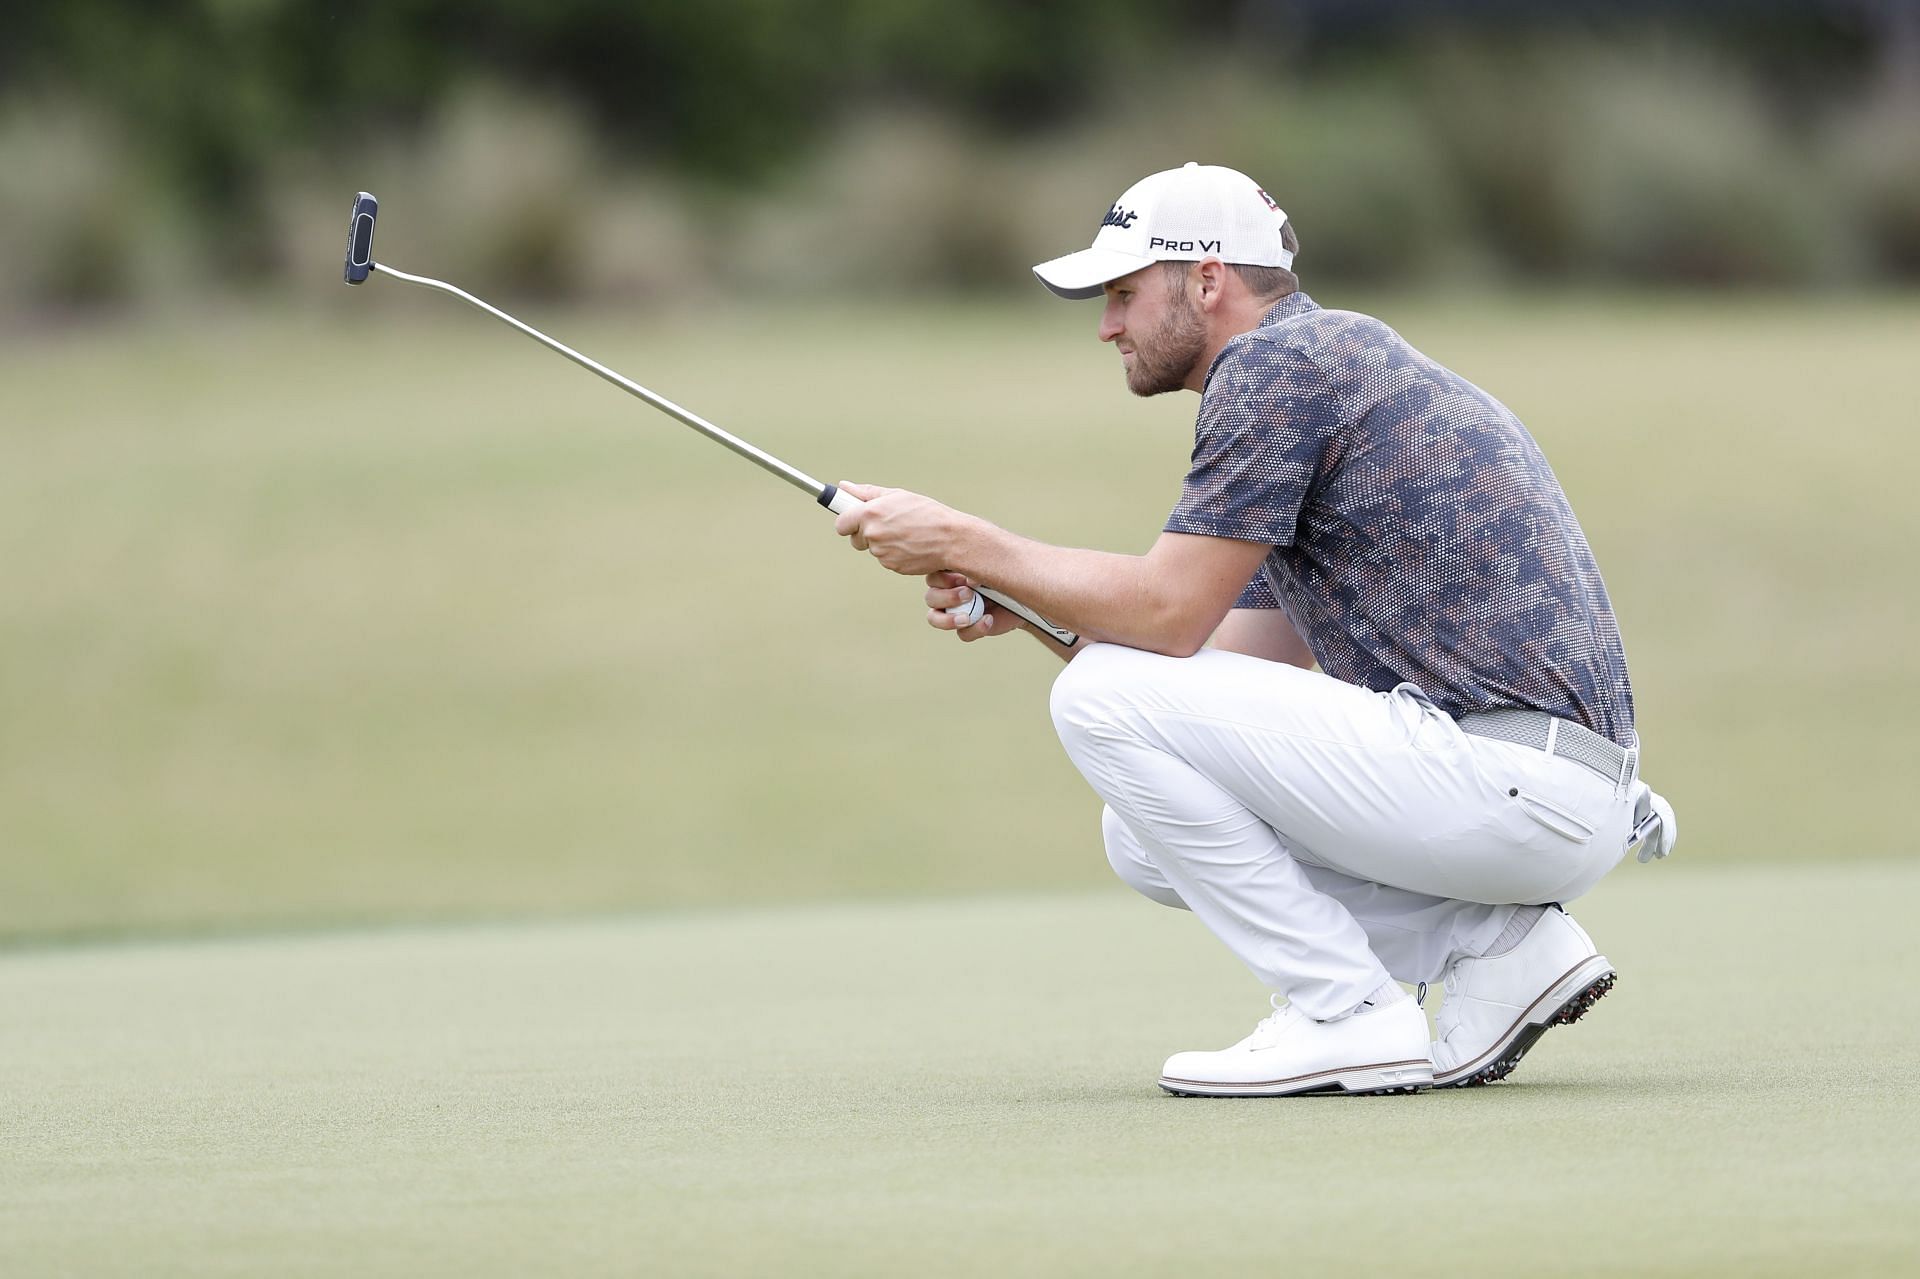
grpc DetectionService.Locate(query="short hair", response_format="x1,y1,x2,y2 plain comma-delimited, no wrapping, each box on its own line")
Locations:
1162,220,1300,299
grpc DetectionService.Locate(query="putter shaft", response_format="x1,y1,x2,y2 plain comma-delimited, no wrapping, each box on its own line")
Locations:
362,260,1078,648
373,263,827,498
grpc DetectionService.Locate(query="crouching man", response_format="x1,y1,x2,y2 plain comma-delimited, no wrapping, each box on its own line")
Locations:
834,163,1676,1095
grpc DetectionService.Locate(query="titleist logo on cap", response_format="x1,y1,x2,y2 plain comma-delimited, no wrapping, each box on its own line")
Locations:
1100,204,1139,230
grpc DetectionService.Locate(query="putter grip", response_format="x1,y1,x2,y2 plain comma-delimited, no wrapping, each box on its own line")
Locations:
821,486,1077,648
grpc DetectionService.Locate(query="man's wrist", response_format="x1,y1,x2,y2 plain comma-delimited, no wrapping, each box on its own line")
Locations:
952,512,1002,582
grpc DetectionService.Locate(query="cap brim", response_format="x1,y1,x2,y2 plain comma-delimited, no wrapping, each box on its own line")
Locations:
1031,246,1157,300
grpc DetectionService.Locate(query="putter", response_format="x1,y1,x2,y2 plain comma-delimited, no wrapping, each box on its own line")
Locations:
341,191,1077,648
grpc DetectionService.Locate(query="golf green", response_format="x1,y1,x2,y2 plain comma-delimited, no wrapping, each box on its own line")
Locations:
5,860,1913,1277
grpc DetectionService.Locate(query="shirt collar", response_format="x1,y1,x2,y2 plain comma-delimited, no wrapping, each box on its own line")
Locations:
1260,290,1318,327
1201,291,1319,390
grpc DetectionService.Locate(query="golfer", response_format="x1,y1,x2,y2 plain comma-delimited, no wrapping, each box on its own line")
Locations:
834,162,1676,1096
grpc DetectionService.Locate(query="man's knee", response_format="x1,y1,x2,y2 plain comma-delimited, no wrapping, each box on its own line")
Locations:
1049,642,1154,749
1049,642,1115,736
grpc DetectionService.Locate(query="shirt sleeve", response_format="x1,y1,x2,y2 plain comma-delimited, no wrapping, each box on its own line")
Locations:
1164,335,1343,548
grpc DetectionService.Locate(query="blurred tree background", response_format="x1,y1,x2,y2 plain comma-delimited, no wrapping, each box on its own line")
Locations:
4,1,1916,942
3,0,1916,312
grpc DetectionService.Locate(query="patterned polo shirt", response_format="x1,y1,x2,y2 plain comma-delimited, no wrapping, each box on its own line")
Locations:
1166,292,1635,746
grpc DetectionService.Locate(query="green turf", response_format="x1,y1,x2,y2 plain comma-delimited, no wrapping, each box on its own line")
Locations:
4,860,1915,1277
1,293,1914,941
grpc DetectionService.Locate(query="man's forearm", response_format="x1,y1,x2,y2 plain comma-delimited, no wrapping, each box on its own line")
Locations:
831,483,1267,657
953,519,1215,658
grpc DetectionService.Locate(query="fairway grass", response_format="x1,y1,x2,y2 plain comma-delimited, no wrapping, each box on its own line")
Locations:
6,860,1915,1278
2,294,1917,941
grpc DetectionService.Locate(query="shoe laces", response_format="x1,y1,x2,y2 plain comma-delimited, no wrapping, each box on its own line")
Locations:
1250,993,1301,1046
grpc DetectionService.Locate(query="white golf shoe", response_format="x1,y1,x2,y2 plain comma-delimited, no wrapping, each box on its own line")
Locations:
1431,905,1615,1088
1159,994,1434,1097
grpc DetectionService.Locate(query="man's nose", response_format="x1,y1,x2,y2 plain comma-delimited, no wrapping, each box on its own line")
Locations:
1097,300,1122,342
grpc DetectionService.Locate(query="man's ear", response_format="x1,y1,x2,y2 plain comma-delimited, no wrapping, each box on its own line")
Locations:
1192,256,1230,312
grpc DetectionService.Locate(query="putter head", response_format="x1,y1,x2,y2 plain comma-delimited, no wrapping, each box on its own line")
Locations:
343,192,378,285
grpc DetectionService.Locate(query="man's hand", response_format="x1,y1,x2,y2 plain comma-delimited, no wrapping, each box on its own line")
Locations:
832,482,978,576
924,570,1018,641
833,481,1270,659
832,483,1037,646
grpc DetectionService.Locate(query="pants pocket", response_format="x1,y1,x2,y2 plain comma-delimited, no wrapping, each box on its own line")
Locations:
1513,789,1598,843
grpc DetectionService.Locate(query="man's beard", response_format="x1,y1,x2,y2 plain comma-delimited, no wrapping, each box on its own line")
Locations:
1125,288,1207,397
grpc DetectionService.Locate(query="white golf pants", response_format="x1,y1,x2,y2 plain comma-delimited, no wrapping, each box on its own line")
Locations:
1050,643,1637,1020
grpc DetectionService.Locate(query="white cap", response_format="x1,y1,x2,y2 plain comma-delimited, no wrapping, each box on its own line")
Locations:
1032,162,1293,300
